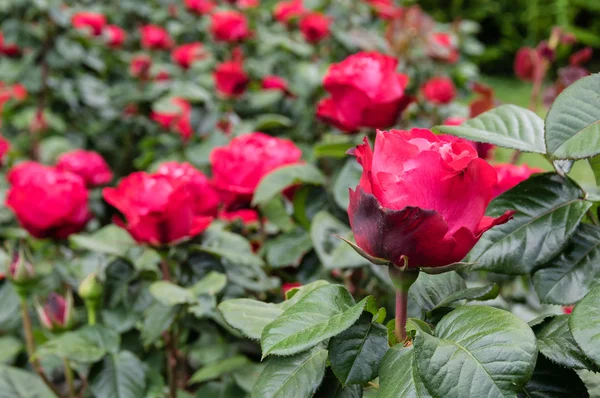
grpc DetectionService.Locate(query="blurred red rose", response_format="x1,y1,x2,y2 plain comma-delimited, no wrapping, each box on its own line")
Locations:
570,47,593,66
104,25,126,48
6,162,91,239
365,0,403,20
155,70,171,82
71,12,106,36
317,52,409,132
171,43,205,69
219,208,260,224
151,97,194,140
427,32,459,64
493,164,544,198
422,77,456,105
140,25,173,50
514,47,539,81
185,0,215,14
563,306,574,315
261,75,289,93
157,161,220,217
210,11,251,42
0,83,28,107
103,172,213,245
442,117,466,126
210,132,302,207
56,149,113,187
348,129,514,268
0,33,21,57
0,135,10,165
300,12,330,43
237,0,259,8
282,282,301,294
129,55,152,79
214,60,249,97
273,0,305,23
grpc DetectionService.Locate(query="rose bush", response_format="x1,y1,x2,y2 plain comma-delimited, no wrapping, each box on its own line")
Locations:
0,1,600,398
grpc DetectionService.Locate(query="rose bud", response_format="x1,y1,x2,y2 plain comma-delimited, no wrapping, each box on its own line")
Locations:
7,245,35,284
0,135,10,166
151,97,194,140
422,76,456,105
347,129,515,269
563,306,574,315
570,47,593,66
273,0,305,24
514,47,539,81
78,272,103,302
71,12,106,36
210,132,302,207
104,25,126,48
300,12,330,43
140,25,173,50
130,54,152,79
55,149,113,187
427,32,459,64
210,11,251,43
103,172,214,246
317,52,409,132
185,0,215,15
36,291,74,332
171,42,205,69
261,75,290,94
214,59,250,98
492,164,544,198
157,161,220,217
6,162,91,239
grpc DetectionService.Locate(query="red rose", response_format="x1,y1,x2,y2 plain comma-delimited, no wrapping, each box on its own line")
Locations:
514,47,539,81
129,55,152,79
570,47,593,66
317,52,409,132
214,60,249,97
171,43,205,69
155,70,170,82
104,25,126,48
347,129,514,268
0,33,21,57
300,12,330,43
56,149,113,187
210,11,251,42
140,25,173,50
273,0,305,23
442,116,466,126
151,97,194,140
71,12,106,36
492,164,543,198
427,32,459,64
6,162,91,239
364,0,403,20
185,0,215,14
261,75,289,93
103,172,213,245
210,132,302,207
219,208,259,224
156,161,220,217
422,77,456,105
0,135,10,165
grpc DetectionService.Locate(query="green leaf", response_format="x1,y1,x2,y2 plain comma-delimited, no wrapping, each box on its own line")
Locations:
185,132,229,168
409,272,466,313
261,285,368,357
333,159,362,210
149,281,195,306
0,366,55,398
545,73,600,159
189,356,250,384
433,283,500,310
37,325,119,363
377,346,432,398
232,363,267,393
219,300,283,340
433,105,546,153
0,337,22,364
518,356,589,398
533,315,592,370
259,196,295,233
251,345,328,398
264,228,313,268
569,286,600,367
252,164,325,206
90,351,147,398
328,313,388,385
253,114,293,130
414,306,538,398
315,370,363,398
141,303,177,346
69,225,136,257
189,272,227,296
314,141,355,159
533,223,600,305
589,154,600,185
468,174,590,274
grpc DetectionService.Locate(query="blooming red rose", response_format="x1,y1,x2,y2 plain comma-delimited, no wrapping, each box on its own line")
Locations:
570,47,593,66
273,0,305,23
185,0,215,14
157,161,220,217
171,43,205,69
364,0,403,20
103,172,213,245
151,97,194,140
300,13,330,43
317,52,409,132
56,149,113,187
6,162,91,239
427,32,459,64
514,47,539,81
140,25,173,50
422,77,456,105
0,135,10,165
104,25,126,48
129,55,152,79
347,129,514,268
210,132,302,207
261,75,289,93
210,11,251,42
71,12,106,36
492,164,543,198
214,60,250,97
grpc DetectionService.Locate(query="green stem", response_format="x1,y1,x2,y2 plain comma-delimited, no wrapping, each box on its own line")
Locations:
85,300,97,326
389,266,419,344
395,290,408,343
63,358,76,398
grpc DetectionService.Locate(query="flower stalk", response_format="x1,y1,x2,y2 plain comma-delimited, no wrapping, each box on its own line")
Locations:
389,265,419,343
